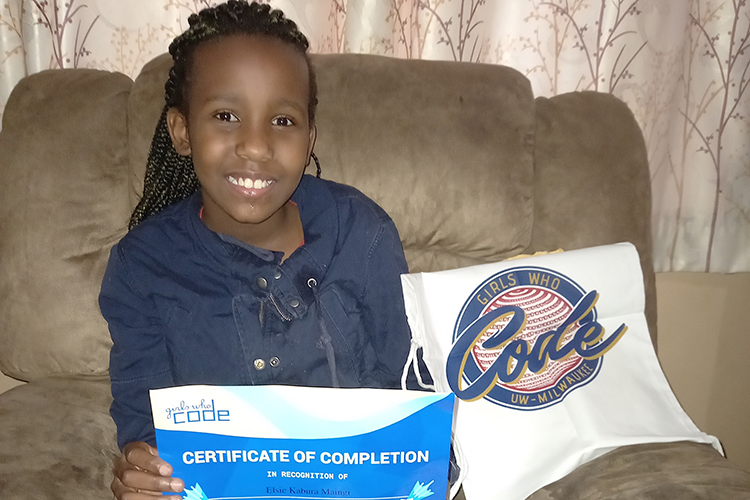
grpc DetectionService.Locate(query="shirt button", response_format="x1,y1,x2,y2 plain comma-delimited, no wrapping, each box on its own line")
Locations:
289,298,300,308
269,356,280,367
253,358,266,370
256,277,268,289
274,270,282,280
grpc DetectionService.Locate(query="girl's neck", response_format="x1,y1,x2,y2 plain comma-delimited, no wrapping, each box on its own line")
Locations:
202,200,304,261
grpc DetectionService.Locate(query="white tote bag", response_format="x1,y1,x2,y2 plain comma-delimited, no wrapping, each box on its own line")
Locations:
401,243,720,500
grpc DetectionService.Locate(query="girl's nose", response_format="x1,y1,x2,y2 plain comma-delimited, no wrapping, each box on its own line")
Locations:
235,123,272,161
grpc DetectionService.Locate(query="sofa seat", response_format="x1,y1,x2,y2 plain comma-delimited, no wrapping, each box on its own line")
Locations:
528,441,750,500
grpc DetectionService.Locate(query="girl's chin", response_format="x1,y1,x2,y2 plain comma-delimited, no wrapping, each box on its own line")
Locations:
236,204,294,227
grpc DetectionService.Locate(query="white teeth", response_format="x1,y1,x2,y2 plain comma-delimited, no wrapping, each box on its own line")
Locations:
228,176,272,189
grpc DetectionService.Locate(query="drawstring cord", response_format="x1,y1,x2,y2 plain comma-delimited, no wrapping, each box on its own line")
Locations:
402,330,465,498
307,277,340,388
401,338,435,391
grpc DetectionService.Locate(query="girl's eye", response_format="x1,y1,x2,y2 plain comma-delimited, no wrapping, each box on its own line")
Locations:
272,116,294,127
215,111,238,122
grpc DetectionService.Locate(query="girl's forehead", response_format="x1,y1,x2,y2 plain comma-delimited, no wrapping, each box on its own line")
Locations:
187,34,310,104
192,34,307,75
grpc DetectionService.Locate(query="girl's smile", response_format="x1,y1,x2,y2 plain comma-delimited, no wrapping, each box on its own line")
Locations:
227,175,274,191
166,34,315,254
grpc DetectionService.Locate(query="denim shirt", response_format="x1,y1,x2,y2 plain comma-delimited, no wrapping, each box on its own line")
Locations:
100,175,413,449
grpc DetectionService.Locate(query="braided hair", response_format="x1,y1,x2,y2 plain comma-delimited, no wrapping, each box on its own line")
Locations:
129,0,318,229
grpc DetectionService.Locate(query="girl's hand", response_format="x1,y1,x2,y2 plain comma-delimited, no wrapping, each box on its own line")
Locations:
111,441,185,498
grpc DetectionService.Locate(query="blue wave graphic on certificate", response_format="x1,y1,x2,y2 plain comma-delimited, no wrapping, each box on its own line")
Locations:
406,480,435,499
246,388,442,437
182,483,208,500
159,386,448,439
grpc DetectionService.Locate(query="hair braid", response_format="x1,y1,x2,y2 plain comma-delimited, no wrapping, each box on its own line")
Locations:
129,0,318,229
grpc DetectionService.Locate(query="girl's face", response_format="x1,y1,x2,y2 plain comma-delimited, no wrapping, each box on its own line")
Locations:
167,34,315,246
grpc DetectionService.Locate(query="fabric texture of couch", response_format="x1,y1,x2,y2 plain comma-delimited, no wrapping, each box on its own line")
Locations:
1,53,749,499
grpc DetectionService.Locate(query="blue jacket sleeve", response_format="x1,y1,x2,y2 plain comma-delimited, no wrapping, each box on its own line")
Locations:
359,217,415,388
99,242,175,450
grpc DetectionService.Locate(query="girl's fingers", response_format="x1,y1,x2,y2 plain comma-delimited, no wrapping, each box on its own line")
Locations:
120,466,184,493
122,442,170,476
112,475,178,498
111,442,184,499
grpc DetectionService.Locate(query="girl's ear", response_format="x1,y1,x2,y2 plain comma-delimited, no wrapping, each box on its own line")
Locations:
166,107,192,156
306,124,317,163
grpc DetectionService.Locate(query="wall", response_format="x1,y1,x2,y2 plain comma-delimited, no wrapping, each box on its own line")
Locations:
1,272,748,472
656,272,750,472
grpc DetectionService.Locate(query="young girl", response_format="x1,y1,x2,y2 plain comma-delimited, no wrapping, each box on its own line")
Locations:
98,1,417,497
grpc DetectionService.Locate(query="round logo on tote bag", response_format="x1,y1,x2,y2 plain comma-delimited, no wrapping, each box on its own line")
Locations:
445,266,627,410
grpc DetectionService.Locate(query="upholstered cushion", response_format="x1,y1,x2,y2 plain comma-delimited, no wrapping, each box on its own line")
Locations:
0,69,132,380
313,54,535,272
530,92,657,341
127,53,536,274
527,441,750,500
0,378,117,499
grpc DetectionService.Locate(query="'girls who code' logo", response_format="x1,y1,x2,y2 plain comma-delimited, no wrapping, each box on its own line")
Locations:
446,267,627,409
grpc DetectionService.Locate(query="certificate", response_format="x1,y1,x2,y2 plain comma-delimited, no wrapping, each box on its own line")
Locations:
151,385,455,500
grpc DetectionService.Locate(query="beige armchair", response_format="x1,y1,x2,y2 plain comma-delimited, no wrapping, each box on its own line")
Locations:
1,53,748,499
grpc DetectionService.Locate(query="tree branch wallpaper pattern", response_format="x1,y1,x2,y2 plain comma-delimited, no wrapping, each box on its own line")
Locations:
1,0,748,272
